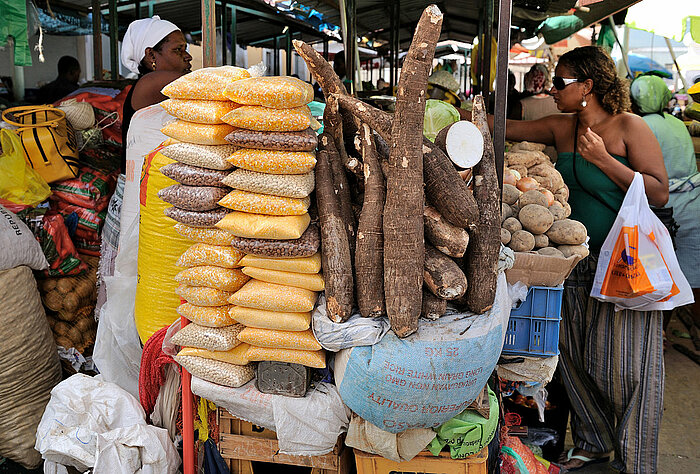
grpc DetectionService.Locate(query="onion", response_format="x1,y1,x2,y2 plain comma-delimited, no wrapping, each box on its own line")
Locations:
516,177,539,192
540,189,555,206
503,170,517,186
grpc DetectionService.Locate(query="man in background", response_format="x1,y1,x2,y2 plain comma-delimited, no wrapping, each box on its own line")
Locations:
38,56,81,104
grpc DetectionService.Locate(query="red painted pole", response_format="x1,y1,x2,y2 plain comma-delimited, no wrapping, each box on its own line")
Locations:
181,316,195,474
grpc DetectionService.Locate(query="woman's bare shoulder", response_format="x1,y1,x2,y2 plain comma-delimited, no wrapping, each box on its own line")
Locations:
137,70,186,91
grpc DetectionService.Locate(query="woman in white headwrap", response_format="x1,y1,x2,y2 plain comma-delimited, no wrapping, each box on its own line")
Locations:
120,15,192,172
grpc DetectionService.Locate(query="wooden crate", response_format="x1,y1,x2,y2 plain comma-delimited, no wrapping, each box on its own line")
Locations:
217,408,353,474
354,447,488,474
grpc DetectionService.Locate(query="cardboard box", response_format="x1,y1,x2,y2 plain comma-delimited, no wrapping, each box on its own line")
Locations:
505,252,584,287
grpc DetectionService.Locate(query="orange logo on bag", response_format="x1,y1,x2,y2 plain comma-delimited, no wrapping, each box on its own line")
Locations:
600,226,656,298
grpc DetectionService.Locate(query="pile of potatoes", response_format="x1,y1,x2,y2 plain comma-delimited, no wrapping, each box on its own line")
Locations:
501,142,589,259
38,256,99,353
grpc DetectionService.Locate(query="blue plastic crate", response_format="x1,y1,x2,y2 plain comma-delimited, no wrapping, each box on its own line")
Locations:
502,286,563,357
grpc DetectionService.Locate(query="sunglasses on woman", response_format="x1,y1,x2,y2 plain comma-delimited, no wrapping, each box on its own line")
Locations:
552,76,580,90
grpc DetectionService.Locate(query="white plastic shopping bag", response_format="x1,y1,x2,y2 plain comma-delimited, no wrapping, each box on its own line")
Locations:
591,173,692,311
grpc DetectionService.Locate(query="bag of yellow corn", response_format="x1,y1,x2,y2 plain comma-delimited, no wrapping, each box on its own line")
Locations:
229,307,311,332
175,284,235,306
215,211,310,240
223,76,314,108
226,149,316,175
174,223,234,245
161,120,234,146
238,253,321,274
177,344,250,365
222,105,311,132
218,190,310,216
176,243,244,268
177,303,237,327
241,267,324,291
237,327,321,351
161,66,251,100
245,346,326,369
229,280,317,312
160,99,240,124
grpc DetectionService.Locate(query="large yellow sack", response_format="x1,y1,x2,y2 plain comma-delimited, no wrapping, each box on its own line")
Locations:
135,149,192,344
177,303,237,327
245,346,326,369
226,148,316,175
174,266,249,292
160,99,240,124
177,344,250,365
241,266,324,291
161,120,234,145
216,211,310,240
161,66,251,100
238,327,321,351
218,190,310,216
222,105,311,132
229,280,317,312
223,76,314,108
238,253,321,274
229,306,311,331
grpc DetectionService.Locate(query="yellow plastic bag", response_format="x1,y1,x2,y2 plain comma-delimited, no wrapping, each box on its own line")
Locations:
216,211,310,240
245,346,326,368
177,303,237,327
226,149,316,175
238,253,321,274
178,344,250,365
175,266,250,292
161,120,234,145
160,99,240,124
237,327,321,351
175,284,234,306
176,243,244,268
135,148,192,343
223,76,314,108
241,267,324,291
174,223,234,245
222,105,311,132
161,66,251,100
228,279,317,312
0,130,51,206
218,190,310,216
229,306,311,331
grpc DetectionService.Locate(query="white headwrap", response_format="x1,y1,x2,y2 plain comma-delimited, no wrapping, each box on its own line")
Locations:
121,16,179,74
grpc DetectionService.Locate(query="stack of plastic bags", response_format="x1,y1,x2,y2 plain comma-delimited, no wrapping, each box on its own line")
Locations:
159,66,256,387
216,76,326,370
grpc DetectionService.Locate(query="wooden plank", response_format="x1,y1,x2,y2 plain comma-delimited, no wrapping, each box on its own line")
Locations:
219,434,340,470
202,0,216,67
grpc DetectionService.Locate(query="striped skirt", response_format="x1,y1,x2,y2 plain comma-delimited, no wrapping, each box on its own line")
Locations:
560,253,665,473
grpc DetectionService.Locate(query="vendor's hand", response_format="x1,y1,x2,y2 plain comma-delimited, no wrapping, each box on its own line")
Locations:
578,127,609,165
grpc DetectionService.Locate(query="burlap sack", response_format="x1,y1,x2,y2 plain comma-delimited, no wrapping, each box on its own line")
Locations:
0,266,61,468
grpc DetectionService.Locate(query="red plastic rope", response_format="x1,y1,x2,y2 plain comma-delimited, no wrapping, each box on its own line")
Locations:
139,325,176,422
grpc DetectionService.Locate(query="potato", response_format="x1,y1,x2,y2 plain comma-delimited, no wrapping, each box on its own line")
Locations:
528,164,564,192
508,230,535,252
563,202,572,218
533,233,549,248
554,185,569,202
537,247,565,258
519,189,549,208
502,184,521,205
509,164,528,178
63,293,80,313
518,204,554,235
511,141,546,153
53,321,71,337
56,278,74,295
40,278,57,292
43,290,64,311
506,151,539,168
501,228,512,245
549,202,567,221
546,219,587,245
68,326,84,347
502,217,522,233
501,202,513,222
57,309,77,322
558,244,590,259
55,336,74,349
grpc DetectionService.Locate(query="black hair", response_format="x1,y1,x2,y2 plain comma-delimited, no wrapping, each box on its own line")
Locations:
58,56,80,76
137,35,170,76
558,45,630,115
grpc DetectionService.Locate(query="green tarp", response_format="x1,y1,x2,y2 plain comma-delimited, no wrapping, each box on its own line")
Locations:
0,0,31,66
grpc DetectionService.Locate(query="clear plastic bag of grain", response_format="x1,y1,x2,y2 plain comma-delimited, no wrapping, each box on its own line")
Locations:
218,190,310,216
161,120,235,146
164,207,229,228
175,355,254,387
225,128,317,152
245,346,326,369
237,327,321,351
161,66,251,100
175,266,249,292
229,224,319,258
160,143,236,170
158,184,230,211
176,284,234,306
228,280,317,312
170,322,243,351
226,149,316,175
174,223,234,245
222,105,311,132
160,163,231,187
176,243,244,268
160,99,241,124
178,345,249,365
221,169,314,198
223,76,314,109
177,303,237,327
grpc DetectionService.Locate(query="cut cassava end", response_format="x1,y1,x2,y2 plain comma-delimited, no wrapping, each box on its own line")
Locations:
424,244,468,300
334,94,478,228
424,205,470,258
422,288,447,321
462,95,501,314
356,124,386,318
434,121,484,169
316,149,354,322
384,4,443,338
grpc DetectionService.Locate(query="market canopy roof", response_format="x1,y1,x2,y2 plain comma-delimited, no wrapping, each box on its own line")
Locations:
625,0,700,42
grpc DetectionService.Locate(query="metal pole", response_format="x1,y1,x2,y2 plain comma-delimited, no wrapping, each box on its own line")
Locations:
323,38,329,60
109,0,118,79
482,0,494,106
202,0,216,67
221,0,228,65
389,0,395,91
493,0,512,191
393,0,400,87
181,317,195,474
607,17,632,78
286,29,292,75
134,1,140,19
92,0,103,81
231,6,237,65
665,36,688,90
274,36,280,76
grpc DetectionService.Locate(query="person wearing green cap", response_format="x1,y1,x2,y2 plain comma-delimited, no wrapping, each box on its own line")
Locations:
630,74,700,349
